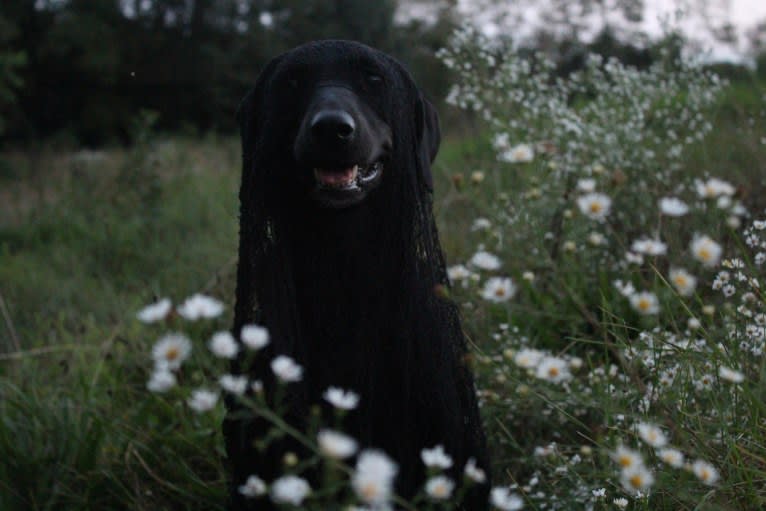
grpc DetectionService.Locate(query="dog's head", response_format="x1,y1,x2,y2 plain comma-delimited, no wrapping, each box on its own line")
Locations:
238,41,440,209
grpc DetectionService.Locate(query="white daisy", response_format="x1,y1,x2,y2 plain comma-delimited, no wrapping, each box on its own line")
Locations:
219,374,248,395
470,250,501,271
241,324,270,350
425,475,455,500
421,445,453,469
695,177,735,199
318,429,358,459
691,459,719,485
577,193,612,221
620,465,654,493
577,178,596,192
630,291,659,315
499,143,534,163
669,268,697,296
613,497,629,508
323,387,359,410
187,388,218,413
447,264,473,283
513,348,544,369
535,356,571,383
636,422,667,448
146,369,176,393
691,235,722,268
631,238,667,256
611,446,643,471
464,457,487,483
208,331,240,359
271,355,303,383
177,293,224,320
352,449,398,506
718,365,744,383
659,197,689,216
270,475,311,505
480,277,516,303
490,487,524,510
238,475,267,498
657,448,684,468
151,333,192,371
137,298,172,323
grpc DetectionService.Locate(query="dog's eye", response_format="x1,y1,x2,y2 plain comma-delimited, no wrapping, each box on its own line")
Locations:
366,73,383,85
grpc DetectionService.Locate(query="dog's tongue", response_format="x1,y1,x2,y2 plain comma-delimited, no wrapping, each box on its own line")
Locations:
315,165,358,187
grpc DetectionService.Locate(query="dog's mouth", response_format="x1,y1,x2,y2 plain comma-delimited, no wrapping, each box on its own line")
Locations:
313,161,383,191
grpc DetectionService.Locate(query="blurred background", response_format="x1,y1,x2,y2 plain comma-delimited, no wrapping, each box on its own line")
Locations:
1,0,766,147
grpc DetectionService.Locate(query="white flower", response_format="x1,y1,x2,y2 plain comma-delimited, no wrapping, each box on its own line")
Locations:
147,369,176,393
470,250,501,271
238,475,267,498
577,178,596,192
592,488,606,498
152,333,192,370
691,459,719,485
659,197,689,216
318,429,358,459
187,388,218,413
352,450,398,506
613,497,629,508
137,298,172,323
448,264,473,283
499,143,534,163
588,232,605,246
492,132,510,150
636,422,667,448
208,331,240,359
611,446,643,471
696,177,735,198
241,324,270,350
464,457,486,483
177,293,224,320
631,238,667,256
323,387,359,410
513,348,544,369
535,356,571,383
421,445,453,469
425,475,455,500
625,251,644,265
657,448,684,468
219,374,248,395
480,277,516,303
577,193,612,221
490,487,524,510
270,475,311,505
271,355,303,382
669,268,697,296
718,365,744,383
620,465,654,493
471,218,492,231
691,235,722,267
630,291,659,315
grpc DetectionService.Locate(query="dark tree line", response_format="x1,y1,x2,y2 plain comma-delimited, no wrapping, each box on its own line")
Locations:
0,0,454,145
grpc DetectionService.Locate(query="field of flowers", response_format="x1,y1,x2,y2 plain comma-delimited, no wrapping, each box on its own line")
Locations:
2,26,766,511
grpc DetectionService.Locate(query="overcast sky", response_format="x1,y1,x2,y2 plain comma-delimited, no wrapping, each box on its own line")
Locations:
449,0,766,61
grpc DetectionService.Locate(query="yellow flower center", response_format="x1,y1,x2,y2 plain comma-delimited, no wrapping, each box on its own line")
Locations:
548,367,560,378
618,455,633,468
589,202,603,213
165,347,180,361
699,469,710,481
674,275,687,287
628,474,644,489
360,483,380,501
698,248,711,261
495,287,506,297
638,299,650,311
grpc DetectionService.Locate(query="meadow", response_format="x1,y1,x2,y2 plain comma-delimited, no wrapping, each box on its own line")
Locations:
1,31,766,510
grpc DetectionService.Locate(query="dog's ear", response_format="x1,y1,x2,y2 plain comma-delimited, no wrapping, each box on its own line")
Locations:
415,93,441,192
236,56,284,161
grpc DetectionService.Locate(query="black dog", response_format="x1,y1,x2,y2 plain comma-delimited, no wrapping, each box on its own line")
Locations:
224,40,489,510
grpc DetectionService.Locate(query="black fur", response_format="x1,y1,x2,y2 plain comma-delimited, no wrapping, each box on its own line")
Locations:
224,40,489,510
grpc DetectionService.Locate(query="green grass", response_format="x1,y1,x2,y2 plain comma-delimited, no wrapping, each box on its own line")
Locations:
0,77,765,510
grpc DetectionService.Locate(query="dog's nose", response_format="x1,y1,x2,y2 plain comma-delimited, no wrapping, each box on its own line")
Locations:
310,110,355,142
